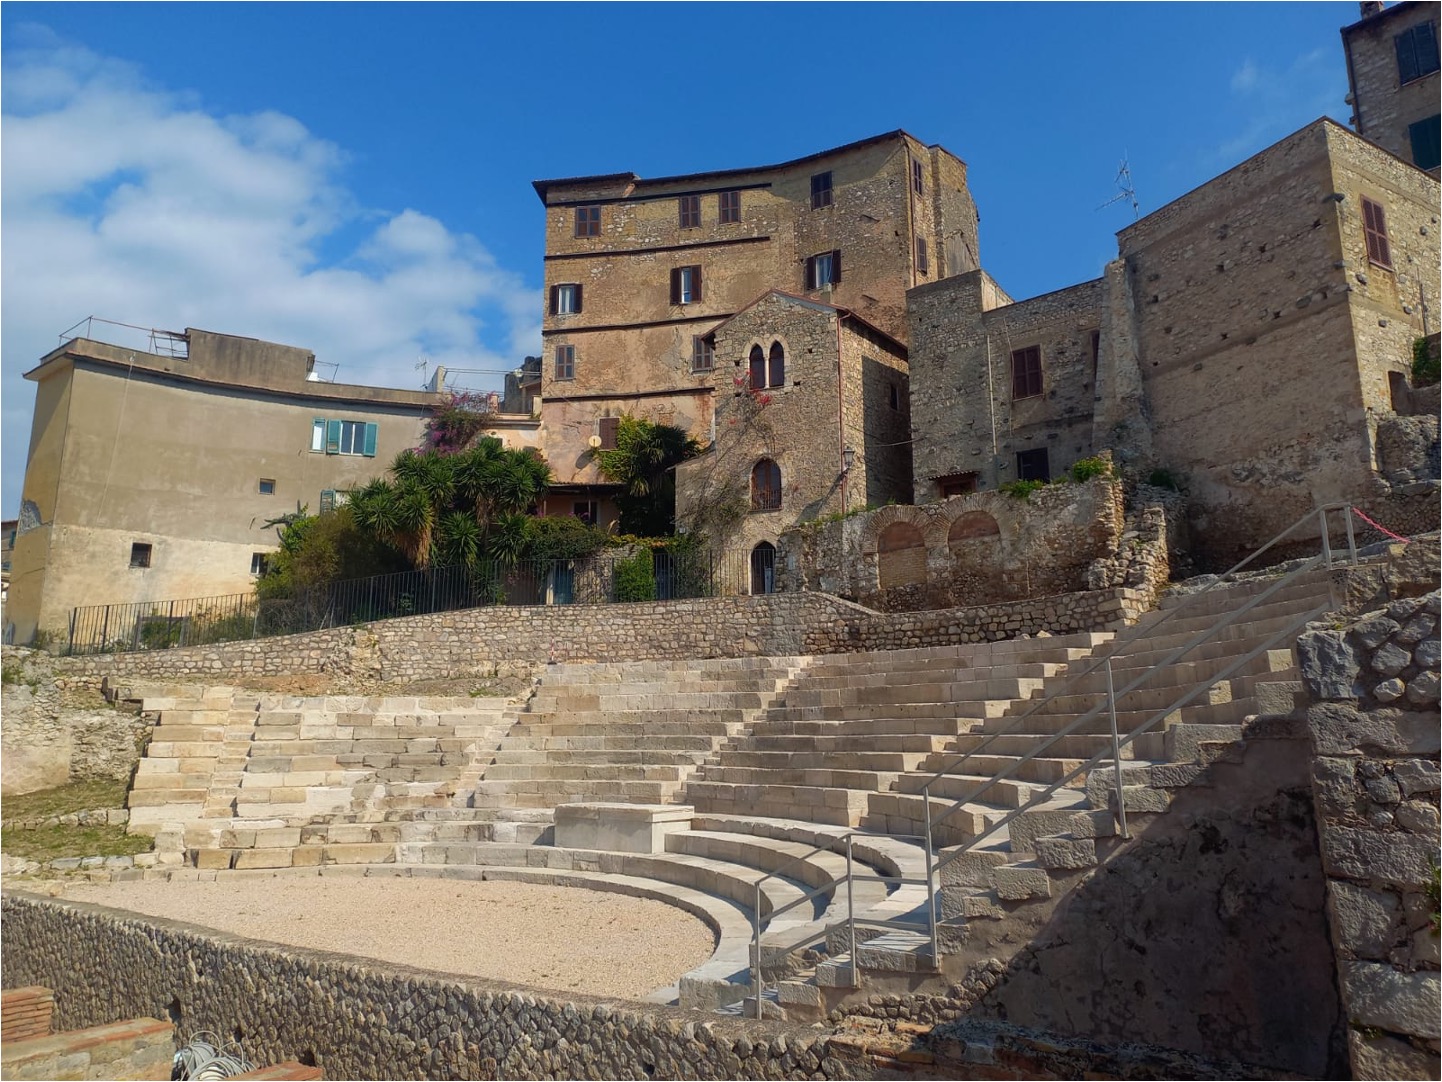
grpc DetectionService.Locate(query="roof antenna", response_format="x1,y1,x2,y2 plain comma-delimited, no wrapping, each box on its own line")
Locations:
1097,154,1140,220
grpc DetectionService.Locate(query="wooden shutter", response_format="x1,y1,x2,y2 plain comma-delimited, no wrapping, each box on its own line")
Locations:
325,419,342,454
320,489,336,514
805,256,817,290
1397,27,1421,83
692,266,703,303
670,268,681,305
1362,198,1393,268
598,416,620,450
831,250,842,284
573,284,583,313
549,285,559,315
363,423,378,457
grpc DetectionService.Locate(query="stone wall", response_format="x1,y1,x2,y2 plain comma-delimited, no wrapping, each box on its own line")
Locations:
49,587,1151,687
1,648,151,796
0,893,868,1082
776,475,1134,612
1343,2,1442,173
1296,590,1441,1081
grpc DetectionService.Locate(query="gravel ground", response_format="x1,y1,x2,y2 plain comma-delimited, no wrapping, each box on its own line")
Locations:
58,876,716,1001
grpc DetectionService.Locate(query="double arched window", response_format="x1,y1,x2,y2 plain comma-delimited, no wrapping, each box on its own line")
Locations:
751,458,782,510
748,342,786,390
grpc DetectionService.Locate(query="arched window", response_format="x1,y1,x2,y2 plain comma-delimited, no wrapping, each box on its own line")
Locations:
751,459,782,510
750,541,776,595
768,342,785,388
948,511,1001,546
749,346,766,390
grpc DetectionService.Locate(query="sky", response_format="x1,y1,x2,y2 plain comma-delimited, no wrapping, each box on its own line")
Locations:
1,2,1353,516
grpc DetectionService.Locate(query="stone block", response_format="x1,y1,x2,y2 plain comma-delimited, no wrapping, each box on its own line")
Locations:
1341,961,1441,1040
992,865,1051,901
193,849,233,871
1347,1029,1440,1082
1328,881,1401,959
1033,836,1096,870
553,803,694,854
1297,629,1363,700
1322,827,1439,888
232,849,292,870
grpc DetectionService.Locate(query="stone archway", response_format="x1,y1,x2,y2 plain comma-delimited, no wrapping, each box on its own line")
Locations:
877,521,926,589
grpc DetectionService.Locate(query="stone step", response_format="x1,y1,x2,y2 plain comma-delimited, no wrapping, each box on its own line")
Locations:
738,732,951,755
471,778,680,807
684,781,871,828
937,732,1137,763
1150,573,1336,616
784,661,1064,692
486,748,709,767
1058,649,1294,696
747,717,984,739
758,700,1015,723
480,763,689,782
710,749,930,773
779,676,1044,708
697,765,901,792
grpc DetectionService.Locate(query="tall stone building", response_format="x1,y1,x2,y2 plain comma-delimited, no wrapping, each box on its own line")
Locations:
1343,0,1440,175
531,131,978,529
907,118,1440,563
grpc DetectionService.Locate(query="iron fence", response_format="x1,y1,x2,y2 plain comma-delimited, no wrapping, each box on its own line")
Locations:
65,547,777,656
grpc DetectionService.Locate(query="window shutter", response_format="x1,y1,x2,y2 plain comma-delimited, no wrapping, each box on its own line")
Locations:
320,489,336,514
549,285,559,315
805,256,817,290
1397,29,1420,83
693,266,703,303
831,250,842,284
1419,22,1440,74
325,419,342,455
670,268,681,305
573,283,583,313
363,423,378,457
598,416,620,450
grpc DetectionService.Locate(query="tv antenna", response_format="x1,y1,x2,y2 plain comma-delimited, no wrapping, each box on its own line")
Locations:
1098,154,1140,219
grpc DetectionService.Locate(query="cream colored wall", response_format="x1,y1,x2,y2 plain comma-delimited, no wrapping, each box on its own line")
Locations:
6,373,73,642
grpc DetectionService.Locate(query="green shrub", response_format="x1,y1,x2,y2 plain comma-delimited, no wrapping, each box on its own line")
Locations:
1068,456,1112,483
613,550,657,602
1413,337,1440,387
998,479,1047,500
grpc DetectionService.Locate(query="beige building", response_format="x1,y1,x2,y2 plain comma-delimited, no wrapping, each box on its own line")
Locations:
8,328,539,645
908,118,1440,563
1343,0,1440,175
531,131,978,528
675,291,911,591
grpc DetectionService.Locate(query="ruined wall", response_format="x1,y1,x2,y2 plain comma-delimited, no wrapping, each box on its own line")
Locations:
1296,590,1441,1081
777,476,1125,612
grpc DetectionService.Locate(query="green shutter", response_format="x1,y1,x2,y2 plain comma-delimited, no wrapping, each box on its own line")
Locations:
326,419,342,455
363,423,378,457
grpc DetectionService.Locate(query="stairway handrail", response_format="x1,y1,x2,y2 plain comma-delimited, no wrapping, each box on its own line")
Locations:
918,502,1354,809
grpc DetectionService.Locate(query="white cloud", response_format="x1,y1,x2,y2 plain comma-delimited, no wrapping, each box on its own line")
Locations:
1214,47,1343,163
1,29,541,513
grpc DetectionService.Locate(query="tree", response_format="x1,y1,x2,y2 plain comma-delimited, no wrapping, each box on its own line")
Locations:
593,416,703,536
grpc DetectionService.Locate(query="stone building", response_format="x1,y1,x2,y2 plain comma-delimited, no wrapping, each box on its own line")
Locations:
674,291,910,591
7,327,539,645
908,118,1440,563
1343,0,1441,175
531,131,978,529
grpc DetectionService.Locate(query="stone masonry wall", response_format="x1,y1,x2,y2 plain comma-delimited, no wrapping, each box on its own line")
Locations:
49,587,1151,687
1296,589,1441,1081
1344,2,1442,173
0,893,868,1082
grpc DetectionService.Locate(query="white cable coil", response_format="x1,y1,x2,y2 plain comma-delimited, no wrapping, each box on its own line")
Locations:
172,1031,252,1080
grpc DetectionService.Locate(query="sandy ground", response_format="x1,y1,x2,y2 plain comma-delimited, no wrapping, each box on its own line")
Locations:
57,876,716,1001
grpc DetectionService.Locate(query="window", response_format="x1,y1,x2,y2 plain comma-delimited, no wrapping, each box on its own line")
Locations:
916,236,929,276
810,171,833,209
598,416,620,450
749,345,766,390
670,265,703,305
258,478,276,495
550,283,583,315
554,344,576,380
806,250,842,290
678,194,701,229
750,541,776,595
718,190,741,224
937,473,979,498
319,489,336,514
751,458,782,510
911,158,924,195
250,553,270,576
573,500,598,524
312,418,377,456
889,382,900,411
1395,21,1440,84
1361,197,1393,269
129,542,152,569
692,336,714,372
1409,114,1441,170
574,205,601,237
768,342,785,388
1016,449,1050,482
1011,346,1043,399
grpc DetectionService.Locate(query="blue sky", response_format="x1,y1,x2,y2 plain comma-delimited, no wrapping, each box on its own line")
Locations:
1,2,1352,515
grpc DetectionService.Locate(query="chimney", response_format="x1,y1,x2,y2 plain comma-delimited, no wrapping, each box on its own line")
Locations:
1359,1,1384,17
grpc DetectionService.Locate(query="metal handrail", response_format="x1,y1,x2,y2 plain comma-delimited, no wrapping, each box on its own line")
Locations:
857,503,1360,968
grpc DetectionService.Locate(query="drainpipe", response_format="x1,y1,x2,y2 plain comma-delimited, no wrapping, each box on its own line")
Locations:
837,312,849,513
984,330,999,483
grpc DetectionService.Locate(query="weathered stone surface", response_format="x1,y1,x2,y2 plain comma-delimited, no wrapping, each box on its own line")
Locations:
1341,962,1441,1040
1374,677,1406,703
1353,615,1401,650
1364,776,1402,805
1297,629,1363,700
1393,613,1437,646
1327,882,1401,959
1321,827,1438,888
1371,642,1413,679
1393,760,1441,798
1394,801,1439,835
1308,703,1441,756
1403,670,1439,706
1348,1029,1440,1082
1414,637,1440,671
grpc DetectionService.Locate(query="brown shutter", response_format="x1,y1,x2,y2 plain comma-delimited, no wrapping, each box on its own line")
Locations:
670,268,681,305
598,416,620,450
831,250,842,284
573,284,583,313
693,266,703,303
549,285,559,315
805,256,816,290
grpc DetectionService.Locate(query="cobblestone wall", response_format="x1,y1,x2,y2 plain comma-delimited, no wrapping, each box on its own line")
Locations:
1297,590,1442,1081
0,893,865,1081
50,587,1150,686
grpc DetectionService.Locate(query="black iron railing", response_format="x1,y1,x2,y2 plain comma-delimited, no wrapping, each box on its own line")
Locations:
65,547,777,656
